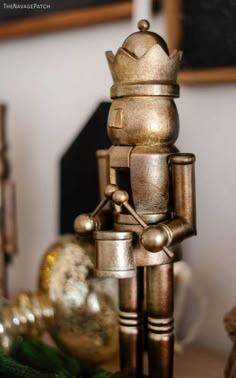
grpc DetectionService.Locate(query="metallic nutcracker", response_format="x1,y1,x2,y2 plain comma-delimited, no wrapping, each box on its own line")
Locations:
74,20,197,378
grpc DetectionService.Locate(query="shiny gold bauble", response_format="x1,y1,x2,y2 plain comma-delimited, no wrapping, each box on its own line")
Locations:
0,236,119,364
38,235,119,364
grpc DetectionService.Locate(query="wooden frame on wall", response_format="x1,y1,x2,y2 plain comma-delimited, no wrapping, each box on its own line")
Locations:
165,0,236,84
0,1,132,40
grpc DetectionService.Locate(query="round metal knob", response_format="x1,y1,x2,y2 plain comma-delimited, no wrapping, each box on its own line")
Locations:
137,19,150,32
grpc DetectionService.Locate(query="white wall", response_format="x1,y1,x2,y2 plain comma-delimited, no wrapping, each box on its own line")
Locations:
0,12,235,353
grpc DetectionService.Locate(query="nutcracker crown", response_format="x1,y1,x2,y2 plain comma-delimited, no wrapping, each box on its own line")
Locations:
106,20,182,98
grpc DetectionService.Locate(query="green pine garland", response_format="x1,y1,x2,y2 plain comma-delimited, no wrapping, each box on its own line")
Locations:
0,334,111,378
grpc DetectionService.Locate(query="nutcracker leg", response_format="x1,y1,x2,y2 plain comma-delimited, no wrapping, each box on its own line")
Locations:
147,263,174,378
119,266,144,377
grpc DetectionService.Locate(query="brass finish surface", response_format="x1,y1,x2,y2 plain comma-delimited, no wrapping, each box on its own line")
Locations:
94,230,135,278
96,149,108,201
108,146,132,168
114,212,168,225
147,264,174,378
0,104,17,297
107,98,179,146
111,83,180,99
106,46,181,87
74,19,197,378
119,267,144,377
130,147,174,214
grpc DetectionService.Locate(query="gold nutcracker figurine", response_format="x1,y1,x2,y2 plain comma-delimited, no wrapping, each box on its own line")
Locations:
74,20,196,378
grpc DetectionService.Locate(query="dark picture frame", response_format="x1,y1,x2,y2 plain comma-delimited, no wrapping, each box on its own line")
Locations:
0,0,132,40
165,0,236,84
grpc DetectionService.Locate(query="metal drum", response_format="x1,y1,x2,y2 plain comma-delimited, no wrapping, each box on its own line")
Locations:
94,231,135,278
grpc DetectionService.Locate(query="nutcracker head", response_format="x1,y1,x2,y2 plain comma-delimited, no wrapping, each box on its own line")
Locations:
106,20,182,147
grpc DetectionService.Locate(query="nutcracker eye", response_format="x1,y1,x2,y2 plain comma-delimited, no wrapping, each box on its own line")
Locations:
108,108,123,129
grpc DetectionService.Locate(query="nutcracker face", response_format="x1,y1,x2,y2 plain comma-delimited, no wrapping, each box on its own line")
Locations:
107,97,179,147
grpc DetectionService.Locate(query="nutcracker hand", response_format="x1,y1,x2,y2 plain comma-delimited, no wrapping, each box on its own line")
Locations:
141,225,170,253
74,214,98,236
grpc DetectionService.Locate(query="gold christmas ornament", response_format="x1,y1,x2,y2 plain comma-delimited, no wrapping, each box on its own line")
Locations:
0,235,119,364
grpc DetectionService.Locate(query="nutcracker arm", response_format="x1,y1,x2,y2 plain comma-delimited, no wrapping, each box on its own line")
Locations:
141,153,196,254
161,153,197,246
74,184,118,236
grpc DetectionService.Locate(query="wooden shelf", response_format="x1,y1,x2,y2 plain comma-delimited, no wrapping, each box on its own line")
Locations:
101,346,227,378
